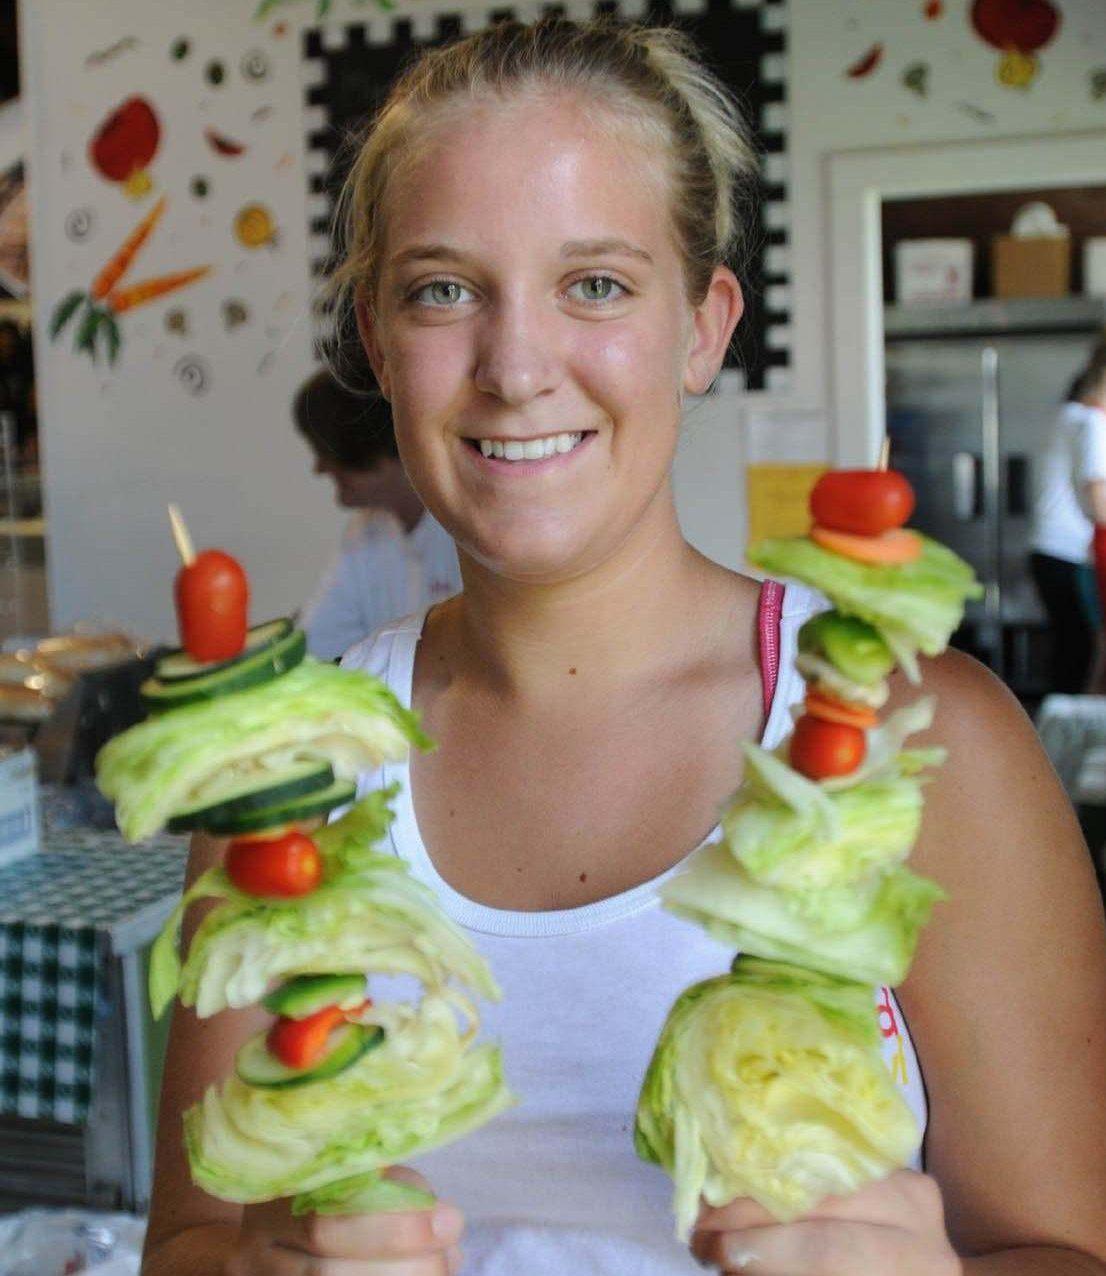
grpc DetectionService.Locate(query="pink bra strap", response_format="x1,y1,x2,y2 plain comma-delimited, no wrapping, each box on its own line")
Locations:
757,580,785,719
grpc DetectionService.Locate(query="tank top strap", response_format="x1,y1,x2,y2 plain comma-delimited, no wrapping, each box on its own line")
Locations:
757,579,786,720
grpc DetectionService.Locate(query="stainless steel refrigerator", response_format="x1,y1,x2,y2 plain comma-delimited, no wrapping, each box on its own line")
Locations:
884,297,1106,700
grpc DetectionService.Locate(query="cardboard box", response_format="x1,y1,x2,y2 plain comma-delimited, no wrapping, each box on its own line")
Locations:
992,235,1071,299
0,747,40,868
894,239,973,306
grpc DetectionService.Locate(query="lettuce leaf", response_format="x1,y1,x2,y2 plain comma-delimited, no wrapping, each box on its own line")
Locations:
724,771,924,892
149,799,500,1018
634,959,920,1237
184,994,515,1203
748,535,981,680
661,842,944,985
96,659,431,842
179,864,500,1017
723,701,942,893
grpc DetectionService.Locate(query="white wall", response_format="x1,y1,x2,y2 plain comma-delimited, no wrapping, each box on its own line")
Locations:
22,1,333,642
21,0,1106,638
787,0,1106,447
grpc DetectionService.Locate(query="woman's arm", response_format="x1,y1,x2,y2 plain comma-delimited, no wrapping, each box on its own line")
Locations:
901,651,1106,1267
693,651,1106,1274
141,832,259,1274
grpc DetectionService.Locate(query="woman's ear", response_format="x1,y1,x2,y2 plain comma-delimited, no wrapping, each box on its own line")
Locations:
682,266,744,396
355,293,392,400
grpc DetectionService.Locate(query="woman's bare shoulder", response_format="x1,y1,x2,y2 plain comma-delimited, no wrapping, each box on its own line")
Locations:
893,650,1106,1256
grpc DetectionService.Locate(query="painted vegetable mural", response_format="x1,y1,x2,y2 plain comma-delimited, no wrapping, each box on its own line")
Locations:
970,0,1063,88
89,96,162,199
50,197,212,365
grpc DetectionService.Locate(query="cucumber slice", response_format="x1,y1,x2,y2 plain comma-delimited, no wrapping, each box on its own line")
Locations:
235,1023,384,1089
166,759,335,834
155,618,292,683
141,627,306,710
263,973,367,1019
198,776,356,835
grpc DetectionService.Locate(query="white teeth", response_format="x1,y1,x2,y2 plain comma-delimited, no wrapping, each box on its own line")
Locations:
475,432,584,462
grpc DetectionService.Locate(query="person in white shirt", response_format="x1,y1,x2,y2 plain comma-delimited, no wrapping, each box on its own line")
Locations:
1029,345,1106,692
294,368,462,660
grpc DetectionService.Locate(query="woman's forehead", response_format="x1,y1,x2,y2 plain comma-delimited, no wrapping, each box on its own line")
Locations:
380,93,674,261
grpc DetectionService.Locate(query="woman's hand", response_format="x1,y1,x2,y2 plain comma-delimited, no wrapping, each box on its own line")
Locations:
690,1170,961,1275
225,1168,464,1275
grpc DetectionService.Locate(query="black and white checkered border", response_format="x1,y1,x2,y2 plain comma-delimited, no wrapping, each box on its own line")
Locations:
300,0,791,391
0,923,98,1124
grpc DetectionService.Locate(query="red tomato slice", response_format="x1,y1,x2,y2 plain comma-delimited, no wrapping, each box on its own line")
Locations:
267,1004,346,1071
810,470,915,537
174,548,249,662
225,831,322,898
804,690,879,730
789,713,867,780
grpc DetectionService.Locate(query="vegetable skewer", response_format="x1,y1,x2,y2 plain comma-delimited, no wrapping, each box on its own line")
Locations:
635,451,981,1236
95,517,512,1215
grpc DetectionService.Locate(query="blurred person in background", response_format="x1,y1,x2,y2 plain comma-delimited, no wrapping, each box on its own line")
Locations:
1030,342,1106,694
294,366,461,660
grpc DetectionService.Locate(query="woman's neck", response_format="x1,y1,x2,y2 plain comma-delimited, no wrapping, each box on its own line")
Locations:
434,494,745,701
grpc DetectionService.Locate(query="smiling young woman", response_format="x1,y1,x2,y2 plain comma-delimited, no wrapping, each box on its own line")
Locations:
141,18,1106,1276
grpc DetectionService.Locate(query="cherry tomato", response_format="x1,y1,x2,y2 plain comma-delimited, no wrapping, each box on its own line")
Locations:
225,831,322,898
789,713,867,780
174,548,249,662
809,470,915,537
267,1004,346,1071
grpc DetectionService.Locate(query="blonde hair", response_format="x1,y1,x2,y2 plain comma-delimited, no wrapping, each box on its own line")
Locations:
326,16,758,345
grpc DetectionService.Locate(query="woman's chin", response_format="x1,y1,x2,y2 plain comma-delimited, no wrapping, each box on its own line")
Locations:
461,526,603,586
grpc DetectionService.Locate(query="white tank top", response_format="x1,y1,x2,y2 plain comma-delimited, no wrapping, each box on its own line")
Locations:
341,582,927,1275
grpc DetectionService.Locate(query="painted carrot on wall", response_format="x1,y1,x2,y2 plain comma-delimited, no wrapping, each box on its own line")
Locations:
106,267,212,313
90,194,167,301
50,199,211,366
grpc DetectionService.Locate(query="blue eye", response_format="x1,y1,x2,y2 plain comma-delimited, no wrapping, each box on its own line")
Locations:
413,280,472,307
568,276,625,304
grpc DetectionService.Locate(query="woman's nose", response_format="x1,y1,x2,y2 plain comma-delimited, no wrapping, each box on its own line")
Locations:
473,298,561,407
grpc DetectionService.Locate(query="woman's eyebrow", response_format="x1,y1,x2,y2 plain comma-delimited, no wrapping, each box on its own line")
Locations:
560,238,653,264
390,243,480,270
389,240,655,268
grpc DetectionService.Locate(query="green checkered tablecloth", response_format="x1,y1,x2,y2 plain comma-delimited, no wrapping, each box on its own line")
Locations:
0,827,186,1125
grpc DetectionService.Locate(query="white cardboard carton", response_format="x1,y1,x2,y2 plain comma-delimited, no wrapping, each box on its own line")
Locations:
0,747,41,868
1085,238,1106,298
895,239,974,306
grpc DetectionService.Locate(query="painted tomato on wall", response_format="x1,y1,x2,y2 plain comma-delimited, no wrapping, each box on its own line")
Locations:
970,0,1062,88
89,96,161,199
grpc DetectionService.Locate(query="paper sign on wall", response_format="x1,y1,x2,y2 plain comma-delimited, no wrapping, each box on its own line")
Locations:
745,463,826,543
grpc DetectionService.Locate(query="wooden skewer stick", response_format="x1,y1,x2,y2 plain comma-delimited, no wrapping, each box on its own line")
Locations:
167,503,196,567
877,437,891,471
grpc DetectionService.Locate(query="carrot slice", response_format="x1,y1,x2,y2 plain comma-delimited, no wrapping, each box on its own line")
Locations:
810,525,923,565
804,689,878,730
